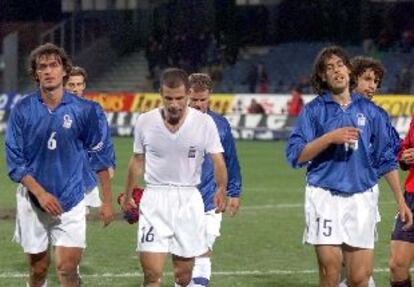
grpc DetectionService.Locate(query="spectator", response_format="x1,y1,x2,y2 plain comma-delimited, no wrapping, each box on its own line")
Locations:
247,98,265,114
287,87,304,117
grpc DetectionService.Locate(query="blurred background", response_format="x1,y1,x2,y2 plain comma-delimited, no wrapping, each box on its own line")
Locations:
1,0,413,139
0,0,413,94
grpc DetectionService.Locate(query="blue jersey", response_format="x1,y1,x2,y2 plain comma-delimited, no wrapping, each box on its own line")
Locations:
198,110,242,212
286,92,398,194
5,90,114,211
83,103,116,191
376,106,401,178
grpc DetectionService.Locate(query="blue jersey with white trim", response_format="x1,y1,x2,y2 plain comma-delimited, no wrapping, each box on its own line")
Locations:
286,92,398,194
198,110,242,212
83,103,116,192
5,90,112,211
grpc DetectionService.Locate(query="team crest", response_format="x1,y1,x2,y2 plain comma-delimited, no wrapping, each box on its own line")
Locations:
356,113,366,127
188,146,196,158
63,114,73,129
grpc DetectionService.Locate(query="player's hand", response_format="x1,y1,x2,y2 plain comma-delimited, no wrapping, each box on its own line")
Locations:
120,192,137,212
398,201,414,231
37,190,63,216
401,148,414,165
227,197,240,217
327,127,360,145
100,202,114,227
214,189,227,213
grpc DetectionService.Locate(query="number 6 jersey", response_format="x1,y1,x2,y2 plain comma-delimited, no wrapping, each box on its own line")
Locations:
5,90,114,211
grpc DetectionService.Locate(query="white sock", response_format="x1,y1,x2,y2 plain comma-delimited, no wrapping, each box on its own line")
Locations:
337,276,375,287
27,280,47,287
192,257,211,287
368,276,375,287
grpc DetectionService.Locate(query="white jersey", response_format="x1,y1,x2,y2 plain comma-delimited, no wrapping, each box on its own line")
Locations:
134,107,224,186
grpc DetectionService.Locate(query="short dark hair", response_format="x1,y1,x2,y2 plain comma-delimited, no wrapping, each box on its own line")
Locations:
28,42,72,83
351,56,384,88
189,73,213,92
310,46,351,95
69,66,87,82
160,68,189,91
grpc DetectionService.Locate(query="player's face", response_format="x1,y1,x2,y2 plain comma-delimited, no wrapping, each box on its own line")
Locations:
65,75,86,96
36,54,66,91
161,84,188,125
188,88,210,113
354,69,379,100
322,54,350,94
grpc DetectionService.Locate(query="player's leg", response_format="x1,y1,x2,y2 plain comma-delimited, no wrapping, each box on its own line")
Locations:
172,255,195,287
137,187,173,287
342,245,373,287
140,252,168,287
51,199,86,286
55,247,83,286
389,241,414,286
77,186,101,283
192,210,222,287
171,187,208,286
192,251,212,287
27,252,50,287
389,192,414,287
315,245,343,287
15,185,50,287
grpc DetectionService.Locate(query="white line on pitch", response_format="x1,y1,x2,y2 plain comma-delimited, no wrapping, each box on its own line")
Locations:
0,267,393,279
242,201,395,210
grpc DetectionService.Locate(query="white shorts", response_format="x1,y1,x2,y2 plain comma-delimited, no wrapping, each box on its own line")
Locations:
205,209,222,250
13,185,86,254
84,186,101,208
137,185,207,258
303,185,380,249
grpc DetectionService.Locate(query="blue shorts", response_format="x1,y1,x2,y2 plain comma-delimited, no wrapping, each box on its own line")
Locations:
391,192,414,243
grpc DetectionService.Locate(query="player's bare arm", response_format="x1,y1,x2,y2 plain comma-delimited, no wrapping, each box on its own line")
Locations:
384,170,414,230
21,175,63,216
122,154,144,211
210,152,228,213
298,127,360,164
96,169,114,227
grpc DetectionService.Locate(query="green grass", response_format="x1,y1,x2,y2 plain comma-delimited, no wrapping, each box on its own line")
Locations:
0,135,404,286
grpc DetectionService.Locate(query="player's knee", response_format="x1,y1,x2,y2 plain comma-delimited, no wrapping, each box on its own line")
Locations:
56,262,78,281
347,271,371,287
389,255,411,276
174,268,192,287
30,263,49,281
143,269,163,284
320,263,341,279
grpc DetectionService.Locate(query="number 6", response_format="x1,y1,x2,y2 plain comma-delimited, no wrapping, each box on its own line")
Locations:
47,132,57,150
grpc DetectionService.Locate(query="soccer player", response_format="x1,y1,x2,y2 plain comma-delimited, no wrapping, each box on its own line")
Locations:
352,56,384,101
389,117,414,287
123,68,228,287
188,73,242,287
65,66,87,97
65,66,116,210
5,43,115,287
286,46,412,287
64,66,116,283
339,56,389,287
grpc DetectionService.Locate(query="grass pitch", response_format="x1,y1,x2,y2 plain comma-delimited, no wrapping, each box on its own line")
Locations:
0,136,402,286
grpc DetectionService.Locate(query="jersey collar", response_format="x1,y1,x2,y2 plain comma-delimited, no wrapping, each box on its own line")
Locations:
321,91,362,105
35,89,73,105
